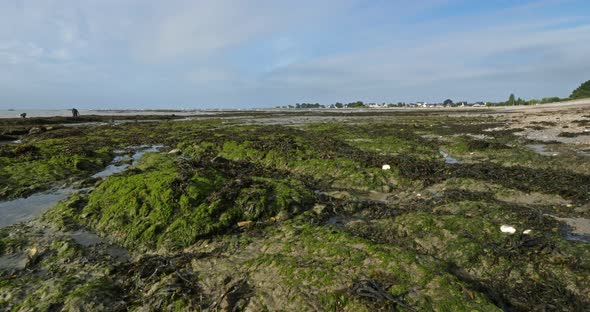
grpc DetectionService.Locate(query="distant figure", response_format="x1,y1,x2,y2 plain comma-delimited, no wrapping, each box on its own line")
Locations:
20,113,27,118
72,108,80,118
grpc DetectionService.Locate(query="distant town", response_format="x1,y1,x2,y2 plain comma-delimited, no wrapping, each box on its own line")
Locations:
278,95,568,109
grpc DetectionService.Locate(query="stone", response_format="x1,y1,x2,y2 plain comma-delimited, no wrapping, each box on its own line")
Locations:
26,247,40,267
28,127,44,135
500,225,516,234
312,204,326,215
237,221,254,228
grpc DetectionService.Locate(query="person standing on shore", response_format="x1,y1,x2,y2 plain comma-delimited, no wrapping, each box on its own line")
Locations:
72,108,79,118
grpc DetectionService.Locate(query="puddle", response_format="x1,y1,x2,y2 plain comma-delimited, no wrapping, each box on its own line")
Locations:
60,122,109,127
465,134,490,140
131,145,164,161
0,253,28,270
327,216,348,230
0,139,21,146
326,215,356,231
92,163,129,178
552,217,590,243
526,144,557,156
92,145,163,179
0,188,75,228
420,134,443,140
68,230,130,261
1,145,164,229
69,229,105,246
439,150,460,164
326,214,365,231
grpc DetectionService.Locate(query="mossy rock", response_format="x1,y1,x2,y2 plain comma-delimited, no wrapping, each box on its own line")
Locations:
73,153,315,250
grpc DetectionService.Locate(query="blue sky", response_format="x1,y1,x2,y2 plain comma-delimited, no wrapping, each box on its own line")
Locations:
1,0,589,109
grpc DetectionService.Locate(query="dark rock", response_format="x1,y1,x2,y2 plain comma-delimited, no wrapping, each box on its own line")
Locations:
0,134,18,141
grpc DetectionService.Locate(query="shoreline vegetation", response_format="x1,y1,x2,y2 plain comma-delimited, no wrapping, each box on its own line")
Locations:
0,102,589,310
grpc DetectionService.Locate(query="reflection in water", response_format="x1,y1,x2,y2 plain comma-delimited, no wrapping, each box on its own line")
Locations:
526,144,557,156
0,188,75,228
92,145,163,178
0,253,28,270
553,216,590,243
68,230,130,261
439,150,460,164
0,145,164,228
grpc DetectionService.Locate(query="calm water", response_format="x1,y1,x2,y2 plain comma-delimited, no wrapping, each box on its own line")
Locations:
0,145,163,228
92,145,163,178
0,109,219,118
439,150,460,164
0,188,75,228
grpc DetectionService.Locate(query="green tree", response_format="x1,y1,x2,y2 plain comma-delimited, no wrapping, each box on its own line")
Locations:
570,80,590,99
508,94,515,106
443,99,453,106
346,101,365,108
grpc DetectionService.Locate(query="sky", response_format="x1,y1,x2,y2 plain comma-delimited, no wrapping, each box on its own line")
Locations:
1,0,590,109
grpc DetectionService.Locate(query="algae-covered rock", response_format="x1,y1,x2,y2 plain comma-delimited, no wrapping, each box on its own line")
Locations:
75,153,315,250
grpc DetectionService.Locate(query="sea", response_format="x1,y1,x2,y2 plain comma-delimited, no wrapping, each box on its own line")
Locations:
0,109,224,118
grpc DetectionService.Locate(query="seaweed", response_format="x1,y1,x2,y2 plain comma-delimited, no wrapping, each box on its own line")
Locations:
1,109,589,311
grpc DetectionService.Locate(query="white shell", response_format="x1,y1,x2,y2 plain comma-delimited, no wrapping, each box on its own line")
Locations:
522,229,532,235
382,164,391,170
500,225,516,234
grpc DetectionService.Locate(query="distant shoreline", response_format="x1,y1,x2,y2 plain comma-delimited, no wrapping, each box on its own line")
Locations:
1,98,588,118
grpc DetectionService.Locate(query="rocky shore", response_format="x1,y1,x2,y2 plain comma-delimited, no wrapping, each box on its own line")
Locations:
1,107,589,311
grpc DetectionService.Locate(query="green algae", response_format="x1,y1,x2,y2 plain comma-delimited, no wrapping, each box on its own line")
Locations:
1,110,589,310
0,143,110,199
338,197,590,309
64,152,316,250
248,220,500,311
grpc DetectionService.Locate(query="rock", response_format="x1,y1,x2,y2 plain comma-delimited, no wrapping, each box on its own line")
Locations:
28,127,44,135
500,225,516,234
237,221,254,228
313,204,327,215
168,148,181,155
211,156,230,165
0,134,17,141
274,210,290,221
26,247,41,267
324,190,351,200
4,129,29,136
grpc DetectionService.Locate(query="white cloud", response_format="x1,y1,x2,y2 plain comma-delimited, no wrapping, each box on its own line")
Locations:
0,0,588,108
256,17,590,102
